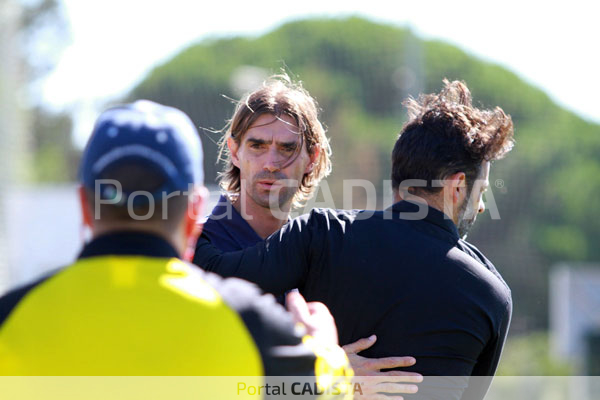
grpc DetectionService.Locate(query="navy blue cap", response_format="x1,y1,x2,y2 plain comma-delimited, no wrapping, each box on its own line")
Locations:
79,100,203,205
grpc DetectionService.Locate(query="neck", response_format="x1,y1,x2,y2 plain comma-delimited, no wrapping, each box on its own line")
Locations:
233,194,290,239
91,223,185,257
394,192,458,225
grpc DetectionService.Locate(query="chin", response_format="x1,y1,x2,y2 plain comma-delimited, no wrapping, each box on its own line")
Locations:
458,218,476,239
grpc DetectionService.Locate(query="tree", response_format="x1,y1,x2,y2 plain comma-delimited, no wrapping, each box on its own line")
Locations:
1,0,75,183
128,17,600,332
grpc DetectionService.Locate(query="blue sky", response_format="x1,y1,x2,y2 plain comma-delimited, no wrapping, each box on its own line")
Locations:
40,0,599,147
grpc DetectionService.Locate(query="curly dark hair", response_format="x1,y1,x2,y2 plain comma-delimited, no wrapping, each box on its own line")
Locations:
391,79,514,195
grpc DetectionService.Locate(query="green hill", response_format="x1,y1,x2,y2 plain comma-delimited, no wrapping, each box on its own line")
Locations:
127,16,600,332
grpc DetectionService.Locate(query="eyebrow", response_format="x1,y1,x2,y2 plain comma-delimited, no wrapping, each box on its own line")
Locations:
245,137,299,147
246,138,270,146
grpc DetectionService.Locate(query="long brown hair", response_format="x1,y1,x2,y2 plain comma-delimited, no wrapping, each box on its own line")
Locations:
218,74,332,208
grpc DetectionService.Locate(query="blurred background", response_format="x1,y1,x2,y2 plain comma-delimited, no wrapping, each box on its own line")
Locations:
1,0,599,378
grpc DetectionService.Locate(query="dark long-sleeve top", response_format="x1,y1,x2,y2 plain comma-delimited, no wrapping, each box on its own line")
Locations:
195,194,291,305
195,201,512,398
199,194,264,252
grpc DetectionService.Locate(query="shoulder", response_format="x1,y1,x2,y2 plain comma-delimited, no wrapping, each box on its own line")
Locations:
449,240,512,307
287,207,369,230
0,268,63,328
200,268,299,344
198,267,351,377
201,197,263,252
458,240,510,289
199,208,245,253
201,208,230,238
201,195,235,238
200,215,234,247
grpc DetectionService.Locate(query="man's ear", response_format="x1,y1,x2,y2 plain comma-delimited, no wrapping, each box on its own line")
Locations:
227,137,241,169
305,145,321,174
78,185,94,229
440,172,466,219
184,186,208,239
182,186,207,262
446,172,467,205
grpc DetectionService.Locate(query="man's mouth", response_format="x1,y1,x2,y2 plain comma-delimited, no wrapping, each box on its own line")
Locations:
257,180,278,189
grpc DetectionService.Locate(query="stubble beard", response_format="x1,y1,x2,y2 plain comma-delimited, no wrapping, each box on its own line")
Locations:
249,171,298,215
457,190,478,240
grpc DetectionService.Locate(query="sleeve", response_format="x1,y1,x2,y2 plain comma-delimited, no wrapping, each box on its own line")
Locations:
0,270,60,327
207,272,353,398
193,210,326,296
461,297,513,400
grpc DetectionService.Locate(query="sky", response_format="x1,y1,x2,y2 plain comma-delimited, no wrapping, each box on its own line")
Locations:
39,0,600,148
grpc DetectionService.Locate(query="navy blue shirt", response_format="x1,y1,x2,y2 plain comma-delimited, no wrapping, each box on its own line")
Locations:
194,194,290,304
199,195,263,252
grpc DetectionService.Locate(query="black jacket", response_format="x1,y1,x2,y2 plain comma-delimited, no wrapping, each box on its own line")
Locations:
195,201,512,398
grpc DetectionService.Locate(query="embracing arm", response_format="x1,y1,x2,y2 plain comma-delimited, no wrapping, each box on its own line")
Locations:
193,213,319,296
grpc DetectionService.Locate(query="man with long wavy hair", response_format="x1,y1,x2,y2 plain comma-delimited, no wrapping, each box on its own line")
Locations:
194,74,422,385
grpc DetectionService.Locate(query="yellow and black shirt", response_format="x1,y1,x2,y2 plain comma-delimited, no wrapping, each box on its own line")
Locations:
0,232,351,384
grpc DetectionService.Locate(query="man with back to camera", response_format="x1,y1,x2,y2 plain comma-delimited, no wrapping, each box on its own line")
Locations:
194,74,423,385
194,79,515,399
0,100,354,396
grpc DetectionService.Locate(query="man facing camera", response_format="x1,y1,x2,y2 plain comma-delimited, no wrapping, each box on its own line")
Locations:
195,74,422,383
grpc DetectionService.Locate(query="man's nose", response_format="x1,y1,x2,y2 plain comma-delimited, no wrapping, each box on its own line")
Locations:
478,197,486,214
263,148,282,172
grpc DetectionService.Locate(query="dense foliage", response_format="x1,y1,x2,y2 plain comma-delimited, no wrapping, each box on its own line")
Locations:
128,17,600,332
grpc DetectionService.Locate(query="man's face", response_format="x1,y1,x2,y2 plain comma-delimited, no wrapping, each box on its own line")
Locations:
230,113,315,213
457,161,490,239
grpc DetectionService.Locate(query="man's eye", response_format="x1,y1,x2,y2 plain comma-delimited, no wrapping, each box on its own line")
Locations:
282,146,297,153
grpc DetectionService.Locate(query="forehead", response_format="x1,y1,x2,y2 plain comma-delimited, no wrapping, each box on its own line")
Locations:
475,161,491,189
242,113,300,142
480,161,490,180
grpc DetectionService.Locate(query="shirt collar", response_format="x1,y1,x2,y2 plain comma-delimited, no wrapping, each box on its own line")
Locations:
207,194,263,243
78,231,180,260
388,200,460,239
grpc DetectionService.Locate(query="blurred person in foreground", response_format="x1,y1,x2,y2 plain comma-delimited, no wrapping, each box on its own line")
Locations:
195,79,515,400
194,74,422,384
0,100,352,394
